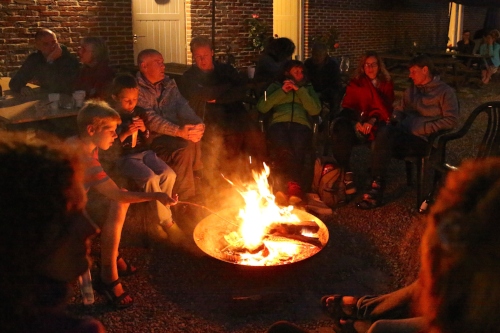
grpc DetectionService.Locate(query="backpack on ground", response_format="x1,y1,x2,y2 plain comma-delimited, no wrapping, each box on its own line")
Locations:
311,157,346,208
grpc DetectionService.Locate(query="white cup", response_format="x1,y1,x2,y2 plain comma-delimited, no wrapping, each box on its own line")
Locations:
247,65,256,79
72,90,86,108
48,93,60,112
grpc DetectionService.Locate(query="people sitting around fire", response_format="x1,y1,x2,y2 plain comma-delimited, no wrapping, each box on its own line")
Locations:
179,36,266,179
109,74,177,239
136,49,205,201
269,157,500,333
257,60,321,201
479,31,500,84
356,54,458,210
330,51,394,198
0,132,104,332
304,42,343,116
66,100,180,309
74,36,115,100
9,28,79,97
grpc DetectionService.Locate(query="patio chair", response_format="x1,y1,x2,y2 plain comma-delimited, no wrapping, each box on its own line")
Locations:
421,101,500,212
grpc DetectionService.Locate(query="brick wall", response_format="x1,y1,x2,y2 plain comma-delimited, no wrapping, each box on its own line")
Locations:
305,0,450,63
0,0,133,77
188,0,273,67
463,6,492,39
1,0,454,77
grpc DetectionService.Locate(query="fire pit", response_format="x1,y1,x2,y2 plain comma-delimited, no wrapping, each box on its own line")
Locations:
193,165,329,266
193,207,329,266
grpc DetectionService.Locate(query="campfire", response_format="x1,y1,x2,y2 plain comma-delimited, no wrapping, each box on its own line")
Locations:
193,165,329,266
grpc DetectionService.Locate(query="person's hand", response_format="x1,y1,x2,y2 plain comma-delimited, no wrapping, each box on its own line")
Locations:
188,123,205,142
19,86,34,98
156,192,178,206
176,124,195,140
282,79,299,93
46,43,62,63
355,122,373,135
132,117,146,132
125,122,139,137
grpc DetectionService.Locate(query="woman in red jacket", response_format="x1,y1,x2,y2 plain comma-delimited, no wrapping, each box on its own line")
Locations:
330,51,394,196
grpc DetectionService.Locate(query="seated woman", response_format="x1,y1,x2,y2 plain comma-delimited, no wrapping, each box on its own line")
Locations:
479,32,500,84
257,60,321,200
330,51,394,195
0,133,104,332
74,36,115,99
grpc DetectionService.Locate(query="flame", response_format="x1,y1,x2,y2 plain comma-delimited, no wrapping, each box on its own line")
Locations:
224,164,311,266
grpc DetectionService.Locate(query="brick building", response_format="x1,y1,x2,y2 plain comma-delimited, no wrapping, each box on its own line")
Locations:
0,0,494,77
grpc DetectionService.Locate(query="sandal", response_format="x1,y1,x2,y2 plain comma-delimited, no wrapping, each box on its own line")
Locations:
356,177,384,210
320,294,358,321
94,277,133,310
117,254,137,277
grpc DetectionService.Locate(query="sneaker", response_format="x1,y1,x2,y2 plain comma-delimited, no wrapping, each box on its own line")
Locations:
287,181,303,198
344,172,357,195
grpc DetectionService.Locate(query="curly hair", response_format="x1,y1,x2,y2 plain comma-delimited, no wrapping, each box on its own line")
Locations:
352,50,391,82
419,157,500,333
0,132,84,328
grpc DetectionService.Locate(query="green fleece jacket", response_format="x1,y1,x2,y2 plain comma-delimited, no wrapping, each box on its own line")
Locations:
257,82,321,129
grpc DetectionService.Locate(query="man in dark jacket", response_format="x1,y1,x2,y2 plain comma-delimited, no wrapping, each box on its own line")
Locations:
179,36,266,178
9,28,79,97
357,54,459,209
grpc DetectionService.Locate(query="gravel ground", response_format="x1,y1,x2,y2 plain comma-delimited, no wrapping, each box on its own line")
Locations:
69,77,500,333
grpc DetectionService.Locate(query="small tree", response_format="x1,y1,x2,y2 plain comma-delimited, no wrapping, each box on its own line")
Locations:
246,14,270,52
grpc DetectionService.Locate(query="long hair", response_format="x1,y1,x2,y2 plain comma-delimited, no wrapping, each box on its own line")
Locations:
419,157,500,333
352,50,391,82
0,133,84,330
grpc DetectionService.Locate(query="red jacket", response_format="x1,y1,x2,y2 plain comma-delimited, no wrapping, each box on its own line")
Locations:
342,76,394,123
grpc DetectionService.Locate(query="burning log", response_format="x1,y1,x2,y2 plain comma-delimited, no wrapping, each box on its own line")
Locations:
264,234,322,248
265,221,320,236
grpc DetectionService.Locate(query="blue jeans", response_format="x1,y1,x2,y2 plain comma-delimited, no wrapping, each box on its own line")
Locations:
357,281,425,333
117,150,176,225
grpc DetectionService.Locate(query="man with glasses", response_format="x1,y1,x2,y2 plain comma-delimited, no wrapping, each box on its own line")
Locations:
9,28,79,97
356,54,459,209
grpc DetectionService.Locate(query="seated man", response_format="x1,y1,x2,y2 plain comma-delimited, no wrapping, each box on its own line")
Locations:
455,29,475,55
356,54,459,209
136,49,205,201
304,42,343,116
179,36,266,179
9,28,79,97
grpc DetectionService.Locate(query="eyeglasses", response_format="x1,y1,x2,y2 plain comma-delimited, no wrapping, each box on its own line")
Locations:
364,62,379,69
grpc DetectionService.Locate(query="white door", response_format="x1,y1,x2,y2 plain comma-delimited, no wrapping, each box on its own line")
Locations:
273,0,303,60
132,0,187,64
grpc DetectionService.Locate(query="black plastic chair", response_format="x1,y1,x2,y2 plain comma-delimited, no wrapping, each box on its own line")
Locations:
417,101,500,213
433,101,500,180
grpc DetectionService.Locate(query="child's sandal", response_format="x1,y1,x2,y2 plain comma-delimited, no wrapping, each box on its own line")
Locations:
94,278,133,310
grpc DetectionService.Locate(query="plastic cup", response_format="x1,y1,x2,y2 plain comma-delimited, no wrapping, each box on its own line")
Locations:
48,93,60,112
247,66,255,79
72,90,86,108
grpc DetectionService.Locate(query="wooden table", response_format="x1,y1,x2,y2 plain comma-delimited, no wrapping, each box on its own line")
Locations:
0,77,79,135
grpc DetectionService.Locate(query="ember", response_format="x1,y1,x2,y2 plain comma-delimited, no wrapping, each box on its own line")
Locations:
193,165,329,266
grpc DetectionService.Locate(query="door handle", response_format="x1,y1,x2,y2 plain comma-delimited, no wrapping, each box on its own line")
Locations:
133,34,146,43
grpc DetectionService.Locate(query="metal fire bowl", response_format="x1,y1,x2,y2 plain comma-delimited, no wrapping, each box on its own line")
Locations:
193,207,329,266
